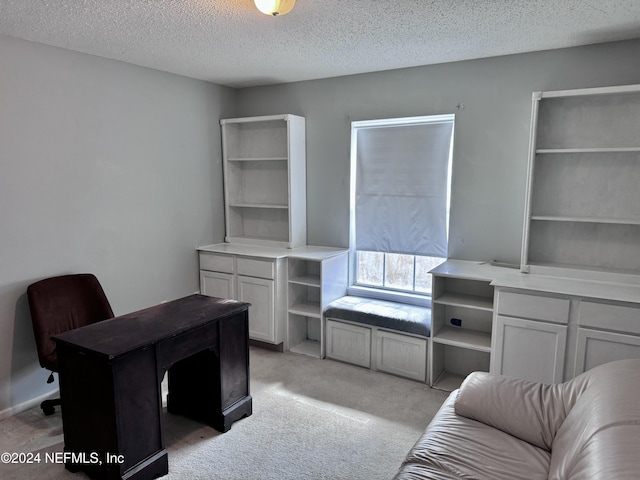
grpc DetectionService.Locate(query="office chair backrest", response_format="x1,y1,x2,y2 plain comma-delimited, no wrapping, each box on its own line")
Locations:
27,273,115,372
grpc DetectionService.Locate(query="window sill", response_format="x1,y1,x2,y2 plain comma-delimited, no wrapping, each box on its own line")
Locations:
347,285,431,308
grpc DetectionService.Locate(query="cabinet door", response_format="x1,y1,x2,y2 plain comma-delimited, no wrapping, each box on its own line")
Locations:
574,328,640,376
238,275,275,343
492,315,567,384
325,320,371,368
200,271,235,300
376,330,427,382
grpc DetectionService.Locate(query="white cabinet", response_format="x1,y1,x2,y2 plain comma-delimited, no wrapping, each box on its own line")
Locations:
376,330,428,382
491,276,640,383
198,244,287,348
287,248,348,357
430,262,640,386
200,270,235,299
220,114,306,249
198,244,349,351
429,261,512,391
325,320,371,368
493,315,567,384
491,289,569,383
492,289,569,383
238,275,276,343
522,84,640,281
508,82,640,381
575,300,640,375
575,329,640,374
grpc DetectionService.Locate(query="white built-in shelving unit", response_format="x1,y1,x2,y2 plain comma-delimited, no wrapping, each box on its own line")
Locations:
221,114,306,249
521,84,640,281
287,248,348,358
429,261,509,391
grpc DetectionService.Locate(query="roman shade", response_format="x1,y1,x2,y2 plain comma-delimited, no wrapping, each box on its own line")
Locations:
354,116,454,257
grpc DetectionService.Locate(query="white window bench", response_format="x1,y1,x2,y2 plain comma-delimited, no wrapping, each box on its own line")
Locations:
323,296,431,382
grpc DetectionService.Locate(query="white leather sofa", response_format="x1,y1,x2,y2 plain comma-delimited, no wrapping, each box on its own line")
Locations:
394,358,640,480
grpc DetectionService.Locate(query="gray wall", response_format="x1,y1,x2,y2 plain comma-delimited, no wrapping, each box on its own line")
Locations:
235,39,640,263
1,34,639,414
0,35,235,414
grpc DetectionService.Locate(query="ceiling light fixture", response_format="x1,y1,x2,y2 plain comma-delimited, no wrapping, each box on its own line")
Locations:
254,0,296,16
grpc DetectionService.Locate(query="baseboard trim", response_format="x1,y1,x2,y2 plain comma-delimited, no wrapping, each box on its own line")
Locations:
0,389,59,421
249,339,283,352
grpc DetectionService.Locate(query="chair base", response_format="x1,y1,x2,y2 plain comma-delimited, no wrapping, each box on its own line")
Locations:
41,398,61,416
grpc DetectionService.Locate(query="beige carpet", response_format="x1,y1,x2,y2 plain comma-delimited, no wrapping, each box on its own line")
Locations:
0,347,448,480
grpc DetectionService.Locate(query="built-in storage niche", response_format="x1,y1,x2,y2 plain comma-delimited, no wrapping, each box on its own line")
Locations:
287,249,348,358
429,261,497,391
522,85,640,280
288,259,322,356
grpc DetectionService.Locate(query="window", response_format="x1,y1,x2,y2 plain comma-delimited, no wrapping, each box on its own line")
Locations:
349,114,455,304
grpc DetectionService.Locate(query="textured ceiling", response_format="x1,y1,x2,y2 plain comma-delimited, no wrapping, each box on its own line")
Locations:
1,0,639,88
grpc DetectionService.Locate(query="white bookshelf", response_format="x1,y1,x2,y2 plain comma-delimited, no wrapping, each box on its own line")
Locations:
286,248,348,358
429,260,511,391
521,84,640,280
221,114,306,249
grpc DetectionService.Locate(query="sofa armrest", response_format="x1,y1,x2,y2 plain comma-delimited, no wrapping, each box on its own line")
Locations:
454,372,569,451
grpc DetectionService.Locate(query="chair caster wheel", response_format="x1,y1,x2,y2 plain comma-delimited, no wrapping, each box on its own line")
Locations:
42,405,56,416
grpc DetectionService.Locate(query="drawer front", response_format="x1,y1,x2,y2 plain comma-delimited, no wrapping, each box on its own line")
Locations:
579,301,640,335
237,257,275,279
497,290,570,324
199,252,234,274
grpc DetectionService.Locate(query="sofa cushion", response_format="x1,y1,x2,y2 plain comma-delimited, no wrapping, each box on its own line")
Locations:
394,391,551,480
553,424,640,480
454,371,586,451
548,359,640,480
324,296,431,337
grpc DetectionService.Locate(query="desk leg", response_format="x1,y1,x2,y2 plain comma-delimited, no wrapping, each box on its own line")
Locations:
167,311,252,432
58,344,168,480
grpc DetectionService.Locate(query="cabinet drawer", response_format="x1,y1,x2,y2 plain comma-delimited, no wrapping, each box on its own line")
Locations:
199,252,234,274
497,291,570,324
579,301,640,335
237,257,274,279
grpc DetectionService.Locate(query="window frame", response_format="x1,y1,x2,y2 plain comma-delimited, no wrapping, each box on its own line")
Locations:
348,114,455,306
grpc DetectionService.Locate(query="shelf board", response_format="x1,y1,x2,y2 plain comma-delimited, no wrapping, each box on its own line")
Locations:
289,339,322,358
432,327,492,352
536,147,640,154
531,215,640,225
433,293,493,311
431,370,466,392
227,156,288,162
228,203,289,210
289,275,321,287
288,302,321,318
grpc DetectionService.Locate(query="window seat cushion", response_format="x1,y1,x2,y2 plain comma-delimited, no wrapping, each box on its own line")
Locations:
324,296,431,337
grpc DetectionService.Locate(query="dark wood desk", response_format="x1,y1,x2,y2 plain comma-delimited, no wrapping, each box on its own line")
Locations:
53,294,252,480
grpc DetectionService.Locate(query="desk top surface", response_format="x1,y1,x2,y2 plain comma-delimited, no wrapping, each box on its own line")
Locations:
53,294,249,359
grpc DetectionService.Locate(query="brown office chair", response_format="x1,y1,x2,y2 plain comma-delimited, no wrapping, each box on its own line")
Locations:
27,273,115,415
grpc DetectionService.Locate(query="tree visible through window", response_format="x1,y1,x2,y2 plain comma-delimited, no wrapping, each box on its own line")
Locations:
350,115,455,299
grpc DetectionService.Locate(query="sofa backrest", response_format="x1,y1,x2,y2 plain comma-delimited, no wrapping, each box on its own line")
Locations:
548,359,640,480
